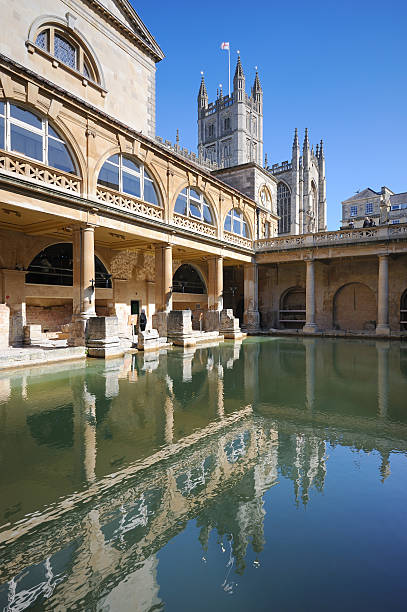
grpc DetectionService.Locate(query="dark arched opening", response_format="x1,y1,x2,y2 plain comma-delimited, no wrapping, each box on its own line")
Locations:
401,289,407,331
172,264,206,294
26,243,112,288
279,287,306,329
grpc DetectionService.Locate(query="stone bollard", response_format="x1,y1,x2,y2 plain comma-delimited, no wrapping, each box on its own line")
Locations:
167,310,197,347
219,309,244,340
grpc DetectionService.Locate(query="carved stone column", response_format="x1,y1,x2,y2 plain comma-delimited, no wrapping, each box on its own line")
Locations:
208,256,223,311
153,244,172,338
69,224,96,346
376,254,390,336
154,244,172,313
303,259,318,334
243,262,260,331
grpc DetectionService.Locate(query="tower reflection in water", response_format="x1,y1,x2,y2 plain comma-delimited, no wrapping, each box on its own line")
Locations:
0,338,406,610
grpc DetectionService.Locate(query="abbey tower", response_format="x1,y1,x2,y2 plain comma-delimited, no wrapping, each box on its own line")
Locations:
198,56,327,236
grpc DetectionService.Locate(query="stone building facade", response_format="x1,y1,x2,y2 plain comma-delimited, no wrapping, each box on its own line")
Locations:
342,186,407,228
199,58,327,236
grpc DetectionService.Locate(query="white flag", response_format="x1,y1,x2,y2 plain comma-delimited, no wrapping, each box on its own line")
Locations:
220,42,230,51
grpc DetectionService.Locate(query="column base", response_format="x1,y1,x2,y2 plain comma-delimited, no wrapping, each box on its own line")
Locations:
376,325,391,336
303,323,319,334
152,311,168,338
243,310,260,332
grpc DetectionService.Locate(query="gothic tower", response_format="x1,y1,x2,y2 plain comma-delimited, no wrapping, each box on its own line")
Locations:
197,56,263,167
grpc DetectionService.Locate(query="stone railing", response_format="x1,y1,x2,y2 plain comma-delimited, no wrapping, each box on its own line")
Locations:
172,213,217,237
223,230,253,249
255,223,407,251
155,136,221,171
96,185,163,220
269,161,292,175
0,150,81,194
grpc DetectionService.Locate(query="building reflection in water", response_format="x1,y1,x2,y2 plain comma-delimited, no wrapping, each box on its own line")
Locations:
0,338,407,610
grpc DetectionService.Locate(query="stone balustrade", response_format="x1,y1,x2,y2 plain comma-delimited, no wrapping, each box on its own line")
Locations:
172,213,217,237
0,150,81,194
255,223,407,252
96,185,163,220
223,230,253,249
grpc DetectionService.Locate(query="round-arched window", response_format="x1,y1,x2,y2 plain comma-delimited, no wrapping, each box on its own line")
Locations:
35,25,99,82
97,155,159,206
0,101,77,174
224,208,248,237
26,243,111,287
174,187,213,224
172,264,206,294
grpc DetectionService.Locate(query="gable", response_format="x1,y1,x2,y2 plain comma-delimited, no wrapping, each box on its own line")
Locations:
91,0,164,62
342,188,379,203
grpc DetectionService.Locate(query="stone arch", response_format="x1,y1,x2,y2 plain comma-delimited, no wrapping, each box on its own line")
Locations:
279,286,306,329
400,288,407,331
1,98,84,180
27,14,105,87
223,206,252,239
25,242,111,287
172,263,207,294
333,282,376,331
171,182,220,231
93,150,165,207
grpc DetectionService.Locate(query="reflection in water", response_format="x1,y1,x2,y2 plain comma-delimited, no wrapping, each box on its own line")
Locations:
0,338,407,610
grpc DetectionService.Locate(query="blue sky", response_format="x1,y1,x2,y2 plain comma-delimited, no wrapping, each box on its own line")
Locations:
133,0,406,229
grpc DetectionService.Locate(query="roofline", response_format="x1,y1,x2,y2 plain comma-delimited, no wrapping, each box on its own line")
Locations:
0,54,258,207
83,0,164,62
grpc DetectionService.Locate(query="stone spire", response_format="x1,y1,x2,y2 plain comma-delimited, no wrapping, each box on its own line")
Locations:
319,139,324,159
252,70,262,94
315,143,319,158
233,54,245,101
303,128,310,152
292,127,299,150
197,73,208,109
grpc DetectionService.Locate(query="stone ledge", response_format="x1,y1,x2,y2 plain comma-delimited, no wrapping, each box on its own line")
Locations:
0,346,86,371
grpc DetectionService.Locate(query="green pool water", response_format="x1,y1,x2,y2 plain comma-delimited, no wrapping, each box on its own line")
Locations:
0,337,406,611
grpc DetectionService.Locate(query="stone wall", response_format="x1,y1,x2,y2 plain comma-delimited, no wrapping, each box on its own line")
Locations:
26,304,72,333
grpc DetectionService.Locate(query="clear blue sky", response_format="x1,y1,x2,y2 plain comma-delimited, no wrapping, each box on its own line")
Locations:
133,0,406,229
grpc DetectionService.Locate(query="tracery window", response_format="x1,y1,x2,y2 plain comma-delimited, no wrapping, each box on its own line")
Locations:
224,208,248,237
277,182,291,234
34,26,98,82
98,155,159,206
0,101,76,174
174,187,213,224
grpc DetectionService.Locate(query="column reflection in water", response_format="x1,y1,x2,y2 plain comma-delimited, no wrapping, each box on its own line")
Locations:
376,340,390,418
304,337,316,411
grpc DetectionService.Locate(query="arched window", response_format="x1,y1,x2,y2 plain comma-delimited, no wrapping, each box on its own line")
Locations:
259,186,272,210
174,187,213,224
172,264,206,294
26,243,111,288
0,101,76,174
224,208,248,237
277,182,291,234
97,155,159,206
34,25,98,82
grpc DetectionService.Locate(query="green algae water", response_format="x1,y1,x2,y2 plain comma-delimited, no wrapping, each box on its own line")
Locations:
0,337,407,611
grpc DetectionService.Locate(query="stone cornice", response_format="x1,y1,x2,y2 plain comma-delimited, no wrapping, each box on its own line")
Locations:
80,0,165,62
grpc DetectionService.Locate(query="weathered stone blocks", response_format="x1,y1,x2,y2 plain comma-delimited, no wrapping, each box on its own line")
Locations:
86,316,122,358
